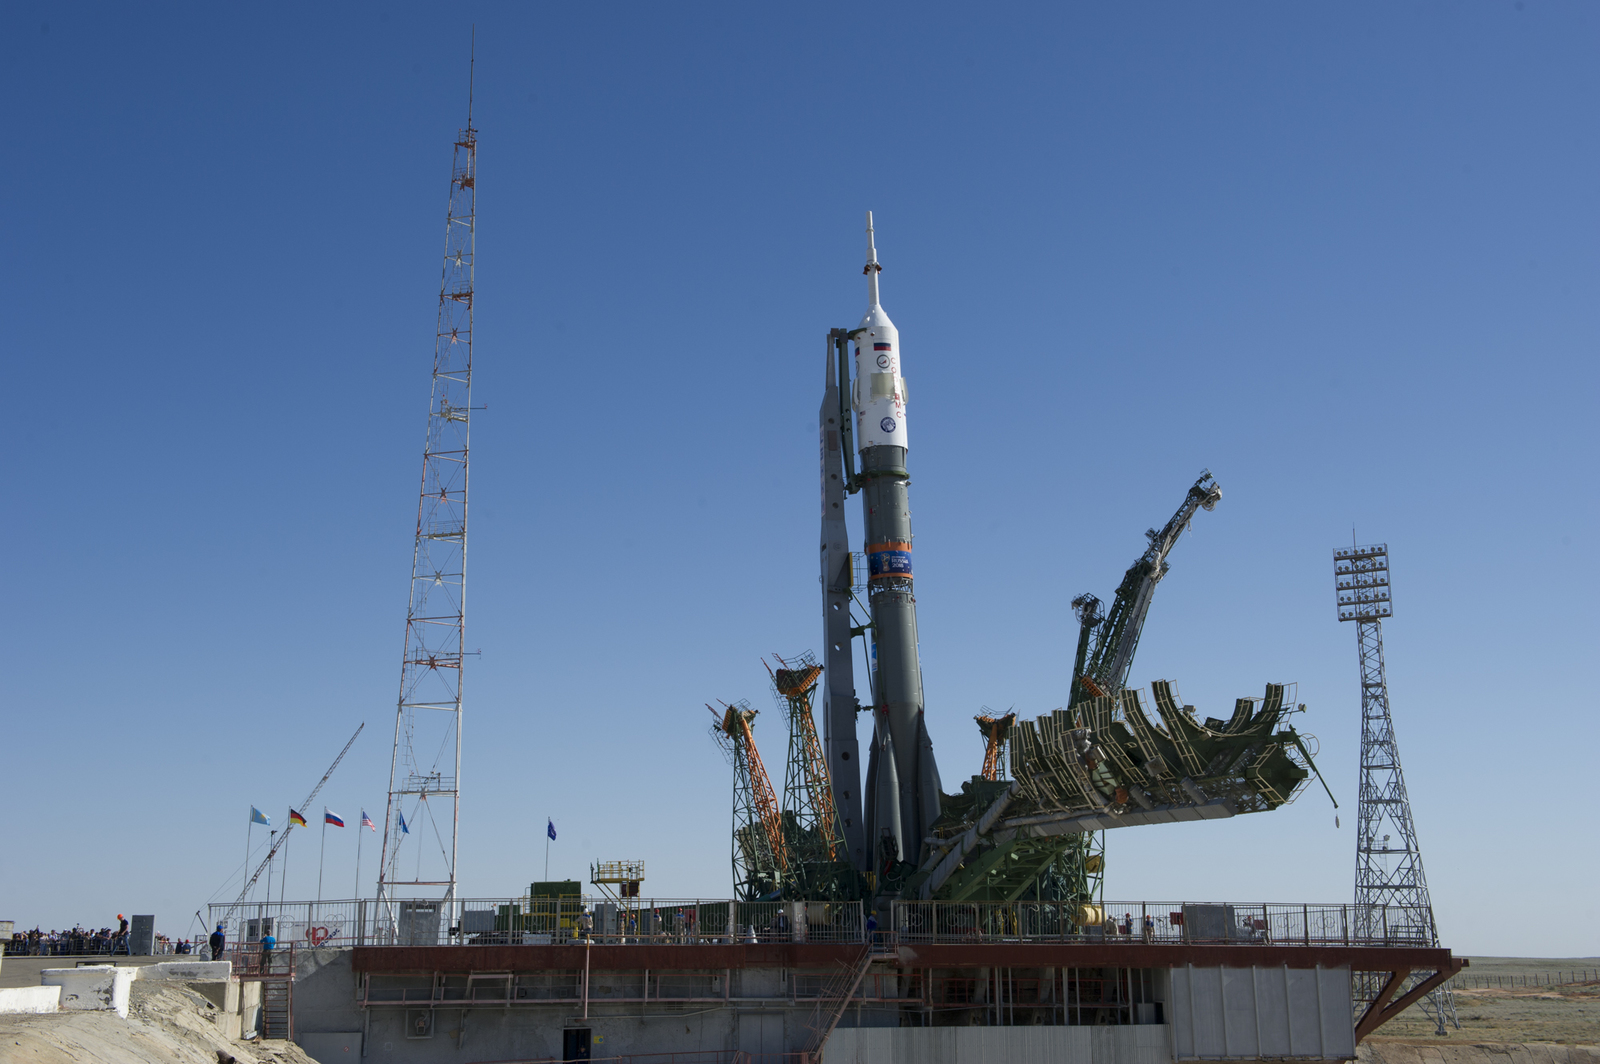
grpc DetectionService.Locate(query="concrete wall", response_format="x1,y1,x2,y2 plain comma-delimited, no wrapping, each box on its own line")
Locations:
0,985,62,1015
1168,965,1355,1061
824,1024,1171,1064
40,965,137,1019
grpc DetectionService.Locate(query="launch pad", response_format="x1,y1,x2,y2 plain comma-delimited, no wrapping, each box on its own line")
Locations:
207,122,1459,1059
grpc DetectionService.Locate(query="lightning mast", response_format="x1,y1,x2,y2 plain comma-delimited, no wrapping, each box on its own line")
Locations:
376,63,477,934
1334,542,1457,1034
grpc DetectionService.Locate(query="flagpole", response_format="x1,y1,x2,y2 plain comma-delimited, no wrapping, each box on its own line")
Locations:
317,813,327,917
354,816,364,902
245,810,253,905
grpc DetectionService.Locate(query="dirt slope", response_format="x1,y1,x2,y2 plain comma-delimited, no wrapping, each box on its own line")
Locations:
0,980,318,1064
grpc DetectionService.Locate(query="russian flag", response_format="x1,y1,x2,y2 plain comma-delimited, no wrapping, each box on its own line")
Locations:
324,808,345,828
874,342,891,351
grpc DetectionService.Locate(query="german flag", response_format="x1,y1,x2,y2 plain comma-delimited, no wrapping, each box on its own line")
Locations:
288,809,307,827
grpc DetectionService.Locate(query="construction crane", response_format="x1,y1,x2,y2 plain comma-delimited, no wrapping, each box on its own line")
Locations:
1069,470,1222,709
973,710,1016,781
708,701,788,900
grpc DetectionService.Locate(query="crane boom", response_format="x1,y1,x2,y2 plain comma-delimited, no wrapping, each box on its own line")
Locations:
218,722,365,925
1070,471,1221,708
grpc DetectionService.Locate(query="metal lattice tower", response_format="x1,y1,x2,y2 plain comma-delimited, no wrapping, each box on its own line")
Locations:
709,701,788,901
1334,542,1457,1033
768,652,861,899
376,88,477,932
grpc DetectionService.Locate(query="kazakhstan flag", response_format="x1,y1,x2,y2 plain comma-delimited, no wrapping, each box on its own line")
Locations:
250,807,271,827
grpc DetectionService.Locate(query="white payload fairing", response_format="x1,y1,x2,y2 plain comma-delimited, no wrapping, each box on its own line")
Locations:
852,217,908,453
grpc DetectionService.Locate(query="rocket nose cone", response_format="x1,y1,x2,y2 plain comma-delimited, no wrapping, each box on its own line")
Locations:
859,304,895,330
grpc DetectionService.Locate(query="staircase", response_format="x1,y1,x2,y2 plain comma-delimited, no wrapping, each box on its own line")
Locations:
234,944,296,1041
801,945,876,1063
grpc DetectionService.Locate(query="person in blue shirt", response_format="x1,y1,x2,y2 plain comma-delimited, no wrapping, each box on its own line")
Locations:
259,929,276,973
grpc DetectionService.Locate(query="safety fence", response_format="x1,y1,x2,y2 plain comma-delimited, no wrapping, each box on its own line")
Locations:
889,900,1440,947
208,899,863,948
2,936,192,958
1449,969,1599,990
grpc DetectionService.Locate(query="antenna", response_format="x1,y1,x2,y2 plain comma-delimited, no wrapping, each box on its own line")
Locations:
377,59,478,939
467,27,476,131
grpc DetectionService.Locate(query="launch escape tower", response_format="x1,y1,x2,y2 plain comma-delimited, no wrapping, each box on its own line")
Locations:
377,85,477,931
1334,543,1457,1034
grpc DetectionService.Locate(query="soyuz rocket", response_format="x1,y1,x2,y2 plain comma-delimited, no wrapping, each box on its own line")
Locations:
821,213,943,881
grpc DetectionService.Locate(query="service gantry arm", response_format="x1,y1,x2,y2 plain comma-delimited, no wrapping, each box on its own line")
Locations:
974,711,1017,781
769,655,844,862
710,702,789,882
1069,470,1222,709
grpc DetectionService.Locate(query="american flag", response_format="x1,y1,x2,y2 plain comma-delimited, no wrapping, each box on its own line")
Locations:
360,810,376,832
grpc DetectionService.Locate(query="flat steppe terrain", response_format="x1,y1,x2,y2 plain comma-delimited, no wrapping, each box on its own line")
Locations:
1371,957,1600,1045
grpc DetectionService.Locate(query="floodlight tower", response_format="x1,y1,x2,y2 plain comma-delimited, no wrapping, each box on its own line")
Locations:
1334,543,1457,1034
376,80,477,935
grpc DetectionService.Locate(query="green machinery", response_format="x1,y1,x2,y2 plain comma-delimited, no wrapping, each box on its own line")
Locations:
906,472,1333,906
712,470,1331,908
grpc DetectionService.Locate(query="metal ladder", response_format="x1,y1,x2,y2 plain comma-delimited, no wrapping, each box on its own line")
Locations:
260,978,294,1040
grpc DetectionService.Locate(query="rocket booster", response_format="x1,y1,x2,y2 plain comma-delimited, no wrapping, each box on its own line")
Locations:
853,213,942,875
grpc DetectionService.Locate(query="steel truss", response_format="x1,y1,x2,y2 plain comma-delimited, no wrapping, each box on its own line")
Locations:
1335,543,1457,1033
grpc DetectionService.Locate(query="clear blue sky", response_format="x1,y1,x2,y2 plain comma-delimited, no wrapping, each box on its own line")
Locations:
3,3,1595,957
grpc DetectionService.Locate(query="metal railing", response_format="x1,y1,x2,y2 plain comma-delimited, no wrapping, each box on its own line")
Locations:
209,898,863,947
890,900,1439,947
210,897,1440,950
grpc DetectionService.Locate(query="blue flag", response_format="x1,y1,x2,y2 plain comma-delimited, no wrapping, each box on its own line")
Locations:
547,818,557,841
398,811,409,834
250,807,271,827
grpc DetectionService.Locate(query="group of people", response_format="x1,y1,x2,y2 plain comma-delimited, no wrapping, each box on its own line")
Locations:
1107,912,1157,941
572,906,707,944
5,915,195,956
